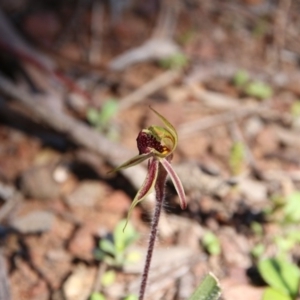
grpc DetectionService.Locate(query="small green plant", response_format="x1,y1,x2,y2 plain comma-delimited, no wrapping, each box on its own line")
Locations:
159,53,188,70
202,231,221,256
251,221,264,236
178,29,196,46
94,219,140,267
90,292,106,300
258,257,300,300
101,270,116,287
87,99,119,139
229,141,245,175
283,192,300,223
90,292,138,300
291,101,300,117
188,273,221,300
252,19,269,38
232,70,273,100
233,69,249,87
123,295,138,300
244,81,273,100
251,243,265,259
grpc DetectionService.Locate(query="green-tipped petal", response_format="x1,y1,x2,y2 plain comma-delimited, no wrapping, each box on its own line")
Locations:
108,153,152,174
159,158,187,209
149,106,178,152
123,158,159,231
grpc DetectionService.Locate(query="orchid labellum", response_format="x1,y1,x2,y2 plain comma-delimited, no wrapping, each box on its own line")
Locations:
110,107,187,229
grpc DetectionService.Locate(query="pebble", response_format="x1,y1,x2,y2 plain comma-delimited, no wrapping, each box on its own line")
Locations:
10,210,55,233
20,166,60,200
238,178,267,203
63,264,96,300
65,181,107,207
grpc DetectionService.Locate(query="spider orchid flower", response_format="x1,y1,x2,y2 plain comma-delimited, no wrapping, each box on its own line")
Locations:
109,107,187,229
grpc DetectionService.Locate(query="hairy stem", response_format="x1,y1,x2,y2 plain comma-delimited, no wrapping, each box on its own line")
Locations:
138,162,168,300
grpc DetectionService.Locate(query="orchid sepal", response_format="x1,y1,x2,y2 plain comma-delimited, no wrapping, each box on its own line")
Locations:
123,158,159,231
108,152,152,174
149,106,178,154
159,157,187,209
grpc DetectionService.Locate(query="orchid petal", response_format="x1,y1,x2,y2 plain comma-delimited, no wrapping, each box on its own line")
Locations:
108,153,152,174
159,158,187,209
149,106,178,151
123,158,159,231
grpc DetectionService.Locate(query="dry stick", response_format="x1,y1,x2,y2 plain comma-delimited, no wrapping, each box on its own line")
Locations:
118,70,180,111
152,0,179,39
0,75,176,238
92,262,107,294
0,75,145,193
178,107,253,138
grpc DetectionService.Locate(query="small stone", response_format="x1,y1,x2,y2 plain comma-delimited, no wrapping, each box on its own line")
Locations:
10,210,55,233
238,179,267,203
20,166,60,200
68,225,95,260
244,117,264,139
65,181,107,207
104,190,131,214
63,264,96,300
219,227,251,268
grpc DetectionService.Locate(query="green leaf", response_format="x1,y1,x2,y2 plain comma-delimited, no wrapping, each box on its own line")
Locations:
87,108,101,126
233,69,249,87
262,287,293,300
258,257,300,297
159,53,188,70
125,250,141,263
287,230,300,243
275,236,296,253
99,239,116,256
90,292,106,300
114,219,139,252
123,295,138,300
284,192,300,223
98,99,118,126
251,243,265,259
188,273,221,300
244,81,273,100
291,101,300,118
229,141,245,175
101,270,116,287
202,232,221,255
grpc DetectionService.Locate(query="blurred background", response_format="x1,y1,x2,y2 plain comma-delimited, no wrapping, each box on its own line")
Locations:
0,0,300,299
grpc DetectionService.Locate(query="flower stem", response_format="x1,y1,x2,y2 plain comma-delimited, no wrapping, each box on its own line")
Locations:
138,163,167,300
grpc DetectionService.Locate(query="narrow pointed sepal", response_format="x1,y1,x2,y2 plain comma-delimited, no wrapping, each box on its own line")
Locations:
159,158,187,209
149,106,178,152
123,158,159,231
108,153,152,174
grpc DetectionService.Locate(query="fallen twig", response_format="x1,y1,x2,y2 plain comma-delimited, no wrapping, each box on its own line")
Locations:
118,70,180,111
109,38,180,71
0,75,178,236
178,107,253,138
0,74,144,182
